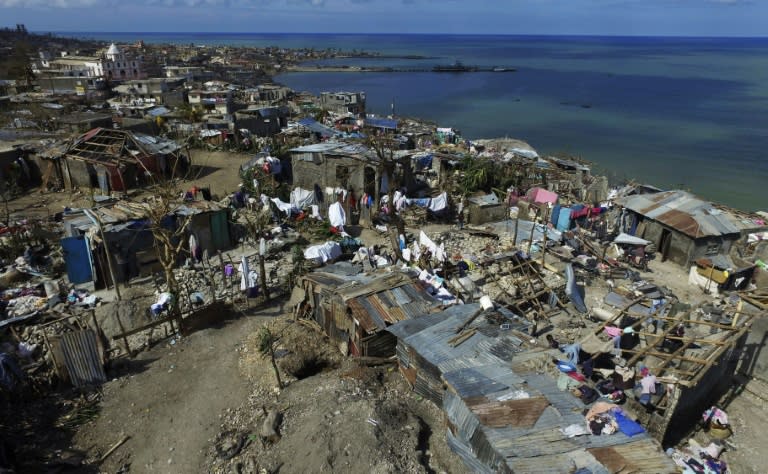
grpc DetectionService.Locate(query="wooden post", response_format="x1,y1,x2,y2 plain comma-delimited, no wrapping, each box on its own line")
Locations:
259,238,270,302
512,213,520,247
84,210,121,300
527,206,539,253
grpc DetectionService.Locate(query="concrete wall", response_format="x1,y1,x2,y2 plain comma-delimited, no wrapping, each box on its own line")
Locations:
291,155,370,195
234,114,281,137
65,159,94,189
468,204,507,225
637,220,694,266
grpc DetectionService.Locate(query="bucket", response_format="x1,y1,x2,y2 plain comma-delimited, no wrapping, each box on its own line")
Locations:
479,295,494,310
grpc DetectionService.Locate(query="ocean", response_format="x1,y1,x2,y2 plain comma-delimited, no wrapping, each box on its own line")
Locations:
64,33,768,211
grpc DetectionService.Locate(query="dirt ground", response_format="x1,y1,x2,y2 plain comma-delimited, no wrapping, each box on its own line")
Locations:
66,301,464,474
70,302,288,473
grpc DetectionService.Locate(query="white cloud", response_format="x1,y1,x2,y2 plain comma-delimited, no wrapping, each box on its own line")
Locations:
0,0,100,6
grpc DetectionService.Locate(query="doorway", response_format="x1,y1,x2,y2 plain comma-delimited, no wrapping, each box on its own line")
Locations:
659,229,672,262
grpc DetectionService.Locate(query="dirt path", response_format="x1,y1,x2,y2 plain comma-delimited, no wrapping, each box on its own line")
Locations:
73,309,280,473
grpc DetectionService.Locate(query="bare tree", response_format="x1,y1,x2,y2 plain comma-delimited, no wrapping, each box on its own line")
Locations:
129,154,196,328
258,327,283,389
364,132,411,259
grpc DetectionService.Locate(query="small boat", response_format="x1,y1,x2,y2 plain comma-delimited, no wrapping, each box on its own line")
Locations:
433,61,477,72
491,67,516,72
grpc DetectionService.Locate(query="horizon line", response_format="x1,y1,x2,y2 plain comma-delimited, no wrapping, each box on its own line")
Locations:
38,31,768,40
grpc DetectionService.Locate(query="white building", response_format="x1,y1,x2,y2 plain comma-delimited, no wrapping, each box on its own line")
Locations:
40,43,145,81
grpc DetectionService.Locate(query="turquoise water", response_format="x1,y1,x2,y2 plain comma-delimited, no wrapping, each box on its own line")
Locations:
63,33,768,211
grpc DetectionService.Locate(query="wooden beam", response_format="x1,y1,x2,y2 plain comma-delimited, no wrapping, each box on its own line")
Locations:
593,297,646,335
619,346,711,365
633,331,730,346
625,310,688,367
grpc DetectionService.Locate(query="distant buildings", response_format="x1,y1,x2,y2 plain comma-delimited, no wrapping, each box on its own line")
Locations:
319,91,365,115
36,43,145,81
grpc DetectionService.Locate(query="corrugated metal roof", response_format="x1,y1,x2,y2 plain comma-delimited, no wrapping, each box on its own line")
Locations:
304,270,438,334
617,190,747,238
387,303,676,473
56,329,107,387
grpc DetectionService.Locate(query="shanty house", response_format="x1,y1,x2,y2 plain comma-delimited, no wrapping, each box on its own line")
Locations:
295,271,441,357
386,304,677,473
467,193,507,225
289,142,381,199
60,200,231,287
234,106,289,137
616,190,764,266
44,128,185,194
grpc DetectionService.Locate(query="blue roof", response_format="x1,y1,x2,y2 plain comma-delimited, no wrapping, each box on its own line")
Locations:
365,117,398,130
297,117,338,137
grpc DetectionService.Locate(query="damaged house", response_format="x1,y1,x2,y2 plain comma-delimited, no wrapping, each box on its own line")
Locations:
234,106,290,137
295,270,442,357
386,303,678,473
616,190,765,267
60,200,232,287
289,142,380,198
37,128,187,194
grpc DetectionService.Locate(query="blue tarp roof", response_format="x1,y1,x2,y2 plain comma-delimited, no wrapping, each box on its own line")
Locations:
365,117,398,130
297,117,338,138
147,106,170,117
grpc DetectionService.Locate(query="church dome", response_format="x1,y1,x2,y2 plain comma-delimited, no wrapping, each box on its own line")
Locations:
106,43,120,56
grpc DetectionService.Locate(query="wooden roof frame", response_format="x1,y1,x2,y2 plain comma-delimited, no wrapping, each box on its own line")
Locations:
595,298,757,387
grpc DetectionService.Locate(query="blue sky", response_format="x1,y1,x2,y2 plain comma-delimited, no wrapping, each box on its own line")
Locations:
1,0,764,36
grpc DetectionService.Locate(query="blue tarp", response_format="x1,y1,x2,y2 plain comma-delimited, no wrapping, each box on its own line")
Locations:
297,117,337,138
551,204,561,227
365,117,398,130
147,106,170,117
61,236,93,284
556,207,572,232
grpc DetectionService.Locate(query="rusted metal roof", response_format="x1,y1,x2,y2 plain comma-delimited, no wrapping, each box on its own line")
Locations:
616,190,749,238
348,280,437,333
303,270,439,334
387,304,677,473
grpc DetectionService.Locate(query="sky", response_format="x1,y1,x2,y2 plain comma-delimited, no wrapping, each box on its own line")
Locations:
0,0,765,37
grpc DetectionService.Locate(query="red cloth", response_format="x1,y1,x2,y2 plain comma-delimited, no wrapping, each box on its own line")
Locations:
567,371,586,382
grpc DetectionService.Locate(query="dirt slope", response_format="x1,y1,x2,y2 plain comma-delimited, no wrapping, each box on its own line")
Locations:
73,311,271,473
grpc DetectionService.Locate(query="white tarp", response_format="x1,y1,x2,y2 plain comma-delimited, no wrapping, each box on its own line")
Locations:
328,202,346,228
304,241,342,264
688,266,720,297
419,231,446,262
428,192,448,212
270,197,293,216
290,187,316,209
613,233,651,246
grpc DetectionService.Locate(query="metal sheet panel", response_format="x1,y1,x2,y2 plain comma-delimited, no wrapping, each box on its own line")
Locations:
57,329,106,387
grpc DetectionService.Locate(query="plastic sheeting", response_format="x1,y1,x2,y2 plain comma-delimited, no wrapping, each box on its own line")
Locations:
613,233,651,246
429,192,448,212
526,187,558,204
304,241,342,264
556,207,572,232
565,263,587,313
270,198,293,216
328,202,346,228
290,187,316,209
